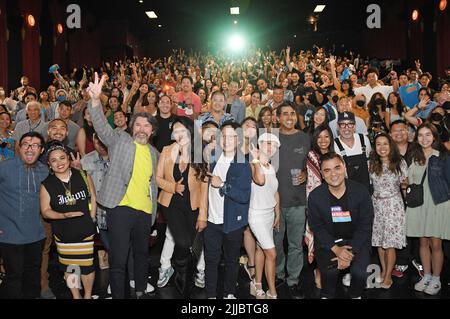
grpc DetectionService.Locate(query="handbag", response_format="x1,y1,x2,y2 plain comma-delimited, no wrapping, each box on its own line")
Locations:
405,169,427,208
190,231,204,266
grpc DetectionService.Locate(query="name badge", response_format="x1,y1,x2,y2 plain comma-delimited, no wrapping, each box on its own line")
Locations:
331,206,352,223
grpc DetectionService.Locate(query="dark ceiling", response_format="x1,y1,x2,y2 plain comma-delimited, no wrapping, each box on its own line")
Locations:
80,1,375,46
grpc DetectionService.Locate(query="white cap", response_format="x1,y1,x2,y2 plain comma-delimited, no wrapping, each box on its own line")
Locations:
258,133,281,148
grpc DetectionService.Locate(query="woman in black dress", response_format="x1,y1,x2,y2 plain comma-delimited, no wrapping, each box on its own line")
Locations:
40,142,97,299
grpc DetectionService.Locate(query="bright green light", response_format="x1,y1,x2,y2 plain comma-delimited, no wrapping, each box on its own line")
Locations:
228,34,245,52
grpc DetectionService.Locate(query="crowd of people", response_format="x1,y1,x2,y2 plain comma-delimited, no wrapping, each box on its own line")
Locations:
0,44,449,299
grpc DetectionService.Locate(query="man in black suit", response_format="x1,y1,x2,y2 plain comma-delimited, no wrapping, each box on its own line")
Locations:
308,152,374,299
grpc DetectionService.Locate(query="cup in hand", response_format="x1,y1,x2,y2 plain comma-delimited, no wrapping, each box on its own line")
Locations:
291,169,302,186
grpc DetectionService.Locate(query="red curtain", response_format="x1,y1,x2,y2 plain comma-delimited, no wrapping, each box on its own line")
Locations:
436,6,450,77
18,0,42,90
48,0,67,73
0,0,8,90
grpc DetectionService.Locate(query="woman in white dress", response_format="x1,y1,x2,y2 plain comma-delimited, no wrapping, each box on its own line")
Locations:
248,133,281,299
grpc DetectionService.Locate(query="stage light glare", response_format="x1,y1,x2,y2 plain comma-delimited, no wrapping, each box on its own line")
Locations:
439,0,447,11
412,9,419,21
228,34,245,52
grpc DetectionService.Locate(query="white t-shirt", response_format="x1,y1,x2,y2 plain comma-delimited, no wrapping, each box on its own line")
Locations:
354,84,393,100
208,153,233,225
334,134,372,158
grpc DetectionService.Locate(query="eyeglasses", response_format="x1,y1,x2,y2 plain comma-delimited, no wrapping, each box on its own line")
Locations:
20,143,42,150
338,123,355,129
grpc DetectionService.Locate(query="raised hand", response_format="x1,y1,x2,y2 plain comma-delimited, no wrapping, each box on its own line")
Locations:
329,55,336,65
88,72,106,103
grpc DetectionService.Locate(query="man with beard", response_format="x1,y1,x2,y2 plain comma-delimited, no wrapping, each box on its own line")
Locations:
87,73,159,299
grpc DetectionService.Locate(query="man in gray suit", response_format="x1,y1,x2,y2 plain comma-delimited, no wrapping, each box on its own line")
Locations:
87,73,159,299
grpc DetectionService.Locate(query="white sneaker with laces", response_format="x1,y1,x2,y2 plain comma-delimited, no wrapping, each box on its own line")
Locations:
424,280,441,295
414,276,431,292
157,266,175,288
224,294,237,299
342,274,351,287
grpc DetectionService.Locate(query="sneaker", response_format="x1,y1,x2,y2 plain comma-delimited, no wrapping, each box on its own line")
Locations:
288,284,305,299
414,276,431,292
392,265,408,278
195,271,205,289
424,280,441,295
107,284,111,295
224,294,237,299
342,274,351,287
129,280,155,293
40,288,56,299
412,259,424,278
157,266,175,288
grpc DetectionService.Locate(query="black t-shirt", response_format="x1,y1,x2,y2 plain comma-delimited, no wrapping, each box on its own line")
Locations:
172,162,191,210
154,114,177,153
329,190,353,241
42,169,96,243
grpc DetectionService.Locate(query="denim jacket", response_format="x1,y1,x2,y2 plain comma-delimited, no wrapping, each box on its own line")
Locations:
0,157,48,244
428,151,450,205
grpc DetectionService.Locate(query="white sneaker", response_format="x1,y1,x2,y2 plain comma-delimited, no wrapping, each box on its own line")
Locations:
342,274,351,287
195,271,206,288
414,276,431,292
129,280,155,293
107,284,111,295
157,266,175,288
424,280,441,295
224,294,237,299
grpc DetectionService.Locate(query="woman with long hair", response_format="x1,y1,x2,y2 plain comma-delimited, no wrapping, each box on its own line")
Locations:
75,107,96,156
40,142,97,299
406,123,450,295
156,117,209,298
129,83,149,114
369,133,408,289
385,92,406,130
305,125,334,289
257,106,273,133
305,106,329,136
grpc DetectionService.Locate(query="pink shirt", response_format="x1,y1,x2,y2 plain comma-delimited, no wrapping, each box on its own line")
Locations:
175,92,202,118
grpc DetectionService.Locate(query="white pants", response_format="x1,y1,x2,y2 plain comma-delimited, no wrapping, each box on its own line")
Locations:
160,227,205,272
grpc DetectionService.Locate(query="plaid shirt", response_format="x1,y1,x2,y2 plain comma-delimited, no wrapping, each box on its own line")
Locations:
88,103,159,226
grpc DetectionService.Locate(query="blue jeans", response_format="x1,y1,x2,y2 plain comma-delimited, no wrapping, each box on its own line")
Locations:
274,206,306,286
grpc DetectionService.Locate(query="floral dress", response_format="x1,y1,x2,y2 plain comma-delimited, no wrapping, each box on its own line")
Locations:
371,160,408,249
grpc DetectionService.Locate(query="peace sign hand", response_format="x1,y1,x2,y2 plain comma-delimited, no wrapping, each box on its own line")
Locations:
88,72,106,103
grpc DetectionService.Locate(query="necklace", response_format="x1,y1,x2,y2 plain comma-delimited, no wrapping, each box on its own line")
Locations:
28,119,42,132
60,171,76,206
